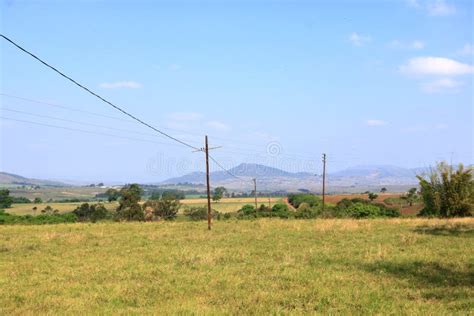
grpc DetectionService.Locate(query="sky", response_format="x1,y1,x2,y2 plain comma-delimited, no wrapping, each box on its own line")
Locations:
0,0,473,183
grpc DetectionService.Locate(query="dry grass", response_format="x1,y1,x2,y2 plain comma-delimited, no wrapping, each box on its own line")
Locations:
1,218,473,314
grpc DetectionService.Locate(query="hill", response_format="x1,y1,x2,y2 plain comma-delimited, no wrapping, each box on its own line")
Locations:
0,172,69,187
160,163,421,192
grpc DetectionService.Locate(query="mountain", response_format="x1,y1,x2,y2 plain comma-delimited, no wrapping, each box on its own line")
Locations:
0,172,69,187
160,163,421,192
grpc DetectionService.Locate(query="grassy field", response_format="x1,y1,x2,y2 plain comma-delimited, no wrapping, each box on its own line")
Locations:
7,197,285,216
1,218,472,314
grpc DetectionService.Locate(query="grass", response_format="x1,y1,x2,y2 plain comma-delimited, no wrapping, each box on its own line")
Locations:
1,218,472,314
8,197,285,215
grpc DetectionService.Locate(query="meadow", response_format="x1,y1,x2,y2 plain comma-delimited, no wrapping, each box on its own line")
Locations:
1,218,472,314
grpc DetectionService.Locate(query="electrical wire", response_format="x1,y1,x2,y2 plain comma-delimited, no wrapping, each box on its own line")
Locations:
0,34,199,150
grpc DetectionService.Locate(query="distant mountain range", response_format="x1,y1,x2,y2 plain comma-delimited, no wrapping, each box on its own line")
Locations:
160,163,425,192
0,172,69,187
0,164,429,193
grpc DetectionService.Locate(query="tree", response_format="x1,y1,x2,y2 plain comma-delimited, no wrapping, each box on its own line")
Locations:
41,205,59,215
0,189,13,208
368,192,378,202
105,188,120,202
417,162,473,217
33,197,43,204
212,187,227,202
116,184,144,221
380,187,387,193
143,196,181,220
73,203,108,222
403,187,418,206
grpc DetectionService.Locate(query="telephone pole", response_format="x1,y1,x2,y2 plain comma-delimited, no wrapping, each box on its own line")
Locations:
205,136,212,230
253,178,258,210
322,153,326,212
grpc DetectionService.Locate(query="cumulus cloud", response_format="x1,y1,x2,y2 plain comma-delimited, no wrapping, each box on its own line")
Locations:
421,78,464,93
206,121,231,131
349,32,372,46
99,81,142,89
399,57,474,76
366,120,388,126
407,0,456,16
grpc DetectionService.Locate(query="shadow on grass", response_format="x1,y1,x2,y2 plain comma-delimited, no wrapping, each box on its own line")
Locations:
361,261,474,288
414,223,474,237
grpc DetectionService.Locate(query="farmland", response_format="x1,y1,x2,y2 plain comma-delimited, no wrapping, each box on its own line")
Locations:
1,218,473,314
6,193,420,216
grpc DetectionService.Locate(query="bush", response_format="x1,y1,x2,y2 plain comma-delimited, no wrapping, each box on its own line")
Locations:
288,194,321,208
271,203,291,218
183,207,220,221
73,203,109,222
295,203,320,219
0,210,77,225
346,203,381,218
143,196,181,221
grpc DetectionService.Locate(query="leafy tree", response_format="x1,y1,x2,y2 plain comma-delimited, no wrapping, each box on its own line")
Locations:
105,188,120,202
33,197,43,204
41,205,59,215
402,188,418,206
0,189,13,208
73,203,109,222
368,192,378,202
212,187,227,202
417,162,473,217
116,184,144,221
143,195,181,220
380,187,387,193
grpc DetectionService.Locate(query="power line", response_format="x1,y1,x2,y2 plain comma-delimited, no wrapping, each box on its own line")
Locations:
208,154,251,182
0,107,202,147
0,34,199,150
0,116,192,148
0,93,135,123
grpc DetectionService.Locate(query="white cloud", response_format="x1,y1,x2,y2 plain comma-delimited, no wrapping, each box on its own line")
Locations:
206,121,231,131
366,120,388,126
169,64,181,71
168,112,203,121
99,81,142,89
458,43,474,56
421,78,464,93
388,40,425,50
426,0,456,16
349,32,372,46
399,57,474,76
407,0,456,16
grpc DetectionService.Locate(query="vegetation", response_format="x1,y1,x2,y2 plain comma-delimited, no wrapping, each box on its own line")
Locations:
73,203,109,222
0,189,13,208
417,162,473,217
212,186,227,202
142,195,181,220
1,219,472,314
183,206,221,221
0,209,77,225
288,193,321,208
116,184,144,221
368,192,378,201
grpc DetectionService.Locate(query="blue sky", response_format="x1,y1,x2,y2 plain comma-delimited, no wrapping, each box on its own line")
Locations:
0,0,473,183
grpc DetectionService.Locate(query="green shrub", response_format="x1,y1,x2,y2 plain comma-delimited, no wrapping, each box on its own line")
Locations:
73,203,109,222
0,210,77,225
184,207,220,221
346,203,381,218
288,194,321,208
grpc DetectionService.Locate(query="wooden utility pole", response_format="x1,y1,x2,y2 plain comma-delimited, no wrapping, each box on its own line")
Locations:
322,153,326,212
253,178,258,210
205,135,212,230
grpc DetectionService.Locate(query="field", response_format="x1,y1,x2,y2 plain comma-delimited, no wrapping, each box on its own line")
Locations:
1,218,472,314
7,194,421,216
7,197,285,216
